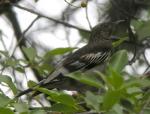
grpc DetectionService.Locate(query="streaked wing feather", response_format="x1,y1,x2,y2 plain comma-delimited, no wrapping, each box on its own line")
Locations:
80,51,110,64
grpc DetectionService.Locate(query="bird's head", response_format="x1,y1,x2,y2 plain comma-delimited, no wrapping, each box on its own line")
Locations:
90,20,126,41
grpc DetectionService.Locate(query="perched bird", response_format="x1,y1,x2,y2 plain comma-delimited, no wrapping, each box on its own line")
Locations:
43,21,116,84
16,20,124,98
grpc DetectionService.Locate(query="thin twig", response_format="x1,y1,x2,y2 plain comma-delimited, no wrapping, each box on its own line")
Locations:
64,0,81,8
143,52,150,73
0,31,8,51
65,27,71,47
85,1,92,30
0,33,8,77
11,3,90,33
11,16,40,56
127,20,138,64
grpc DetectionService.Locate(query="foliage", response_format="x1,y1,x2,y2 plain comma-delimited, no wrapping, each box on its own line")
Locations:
0,48,149,114
0,0,150,114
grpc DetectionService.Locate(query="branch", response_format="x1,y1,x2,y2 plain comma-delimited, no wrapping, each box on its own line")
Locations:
85,1,92,30
11,16,40,56
143,52,150,73
5,5,43,81
10,3,90,33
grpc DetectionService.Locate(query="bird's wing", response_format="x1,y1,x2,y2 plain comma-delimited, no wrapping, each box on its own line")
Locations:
43,66,68,84
43,42,111,84
79,51,111,69
80,51,110,64
63,50,111,72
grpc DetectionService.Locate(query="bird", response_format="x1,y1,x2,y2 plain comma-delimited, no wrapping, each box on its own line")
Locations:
43,21,117,84
15,20,124,98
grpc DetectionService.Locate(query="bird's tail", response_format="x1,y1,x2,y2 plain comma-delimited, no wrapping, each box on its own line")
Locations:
14,67,68,98
14,80,44,98
43,67,69,84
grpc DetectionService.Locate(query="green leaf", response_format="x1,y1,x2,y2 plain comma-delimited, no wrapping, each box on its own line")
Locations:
15,67,25,73
127,87,142,94
46,47,76,56
4,58,17,67
0,75,17,95
67,72,103,88
22,47,37,62
102,90,122,110
0,94,11,107
0,50,9,57
14,103,28,113
109,50,128,72
84,91,102,112
50,103,78,113
35,64,53,75
0,108,14,114
30,110,45,114
131,20,144,30
113,104,123,114
106,110,119,114
95,71,112,88
51,93,76,107
123,78,150,89
27,80,38,88
112,37,127,47
107,69,124,89
138,78,150,87
36,88,78,108
142,108,150,114
132,20,150,40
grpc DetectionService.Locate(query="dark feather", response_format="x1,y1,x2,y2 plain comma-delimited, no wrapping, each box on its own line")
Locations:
62,40,112,72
